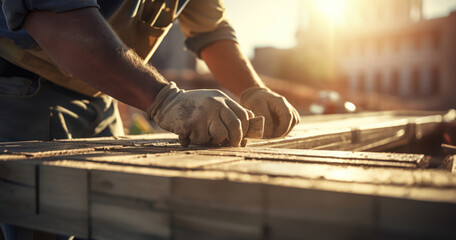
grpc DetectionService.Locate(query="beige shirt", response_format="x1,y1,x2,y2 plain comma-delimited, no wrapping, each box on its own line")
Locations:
178,0,228,38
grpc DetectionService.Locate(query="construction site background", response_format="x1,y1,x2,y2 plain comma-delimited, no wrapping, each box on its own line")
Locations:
119,0,456,135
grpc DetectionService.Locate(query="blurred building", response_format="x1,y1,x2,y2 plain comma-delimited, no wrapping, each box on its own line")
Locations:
251,47,287,78
268,0,456,111
335,0,456,110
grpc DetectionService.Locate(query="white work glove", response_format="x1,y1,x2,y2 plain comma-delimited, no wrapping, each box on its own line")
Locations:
240,87,300,138
147,82,253,147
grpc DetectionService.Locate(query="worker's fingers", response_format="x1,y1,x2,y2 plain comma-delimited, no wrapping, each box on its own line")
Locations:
290,107,301,134
270,97,294,138
178,130,191,147
219,107,243,147
225,100,250,137
251,103,273,138
208,118,229,145
241,139,248,147
293,108,301,124
283,109,298,137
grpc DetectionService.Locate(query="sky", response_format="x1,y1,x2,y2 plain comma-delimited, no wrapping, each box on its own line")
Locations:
224,0,456,57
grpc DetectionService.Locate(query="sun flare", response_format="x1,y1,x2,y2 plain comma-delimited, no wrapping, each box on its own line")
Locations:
314,0,346,24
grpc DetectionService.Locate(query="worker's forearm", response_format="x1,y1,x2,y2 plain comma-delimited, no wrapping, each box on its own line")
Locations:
24,8,167,111
200,40,265,96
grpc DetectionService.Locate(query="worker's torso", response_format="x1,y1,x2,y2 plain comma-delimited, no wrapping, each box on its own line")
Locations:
0,0,125,50
0,0,188,96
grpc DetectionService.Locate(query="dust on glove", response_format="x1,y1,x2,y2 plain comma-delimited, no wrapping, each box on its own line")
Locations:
240,87,300,138
147,82,253,147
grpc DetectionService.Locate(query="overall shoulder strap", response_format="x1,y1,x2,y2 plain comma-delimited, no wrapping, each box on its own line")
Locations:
108,0,184,62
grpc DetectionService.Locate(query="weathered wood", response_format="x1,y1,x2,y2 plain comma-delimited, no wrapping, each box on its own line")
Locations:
38,165,89,237
62,152,243,170
91,199,169,240
90,170,171,240
0,164,90,238
199,147,430,168
379,197,456,239
250,111,444,152
266,186,377,240
0,161,36,216
1,111,455,240
203,160,456,190
171,178,264,240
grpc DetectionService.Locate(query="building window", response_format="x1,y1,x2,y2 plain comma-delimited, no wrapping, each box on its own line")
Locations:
432,32,441,50
430,67,440,95
413,35,421,51
358,73,366,93
375,39,382,55
391,70,400,95
374,72,382,93
411,68,420,96
394,37,401,53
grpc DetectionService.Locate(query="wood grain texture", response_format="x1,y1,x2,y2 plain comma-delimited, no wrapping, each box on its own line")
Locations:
38,165,89,237
90,170,172,239
266,186,377,240
0,161,36,217
171,178,265,240
0,111,455,239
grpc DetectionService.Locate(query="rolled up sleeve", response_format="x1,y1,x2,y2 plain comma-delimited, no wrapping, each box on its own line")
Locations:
2,0,99,31
178,0,237,57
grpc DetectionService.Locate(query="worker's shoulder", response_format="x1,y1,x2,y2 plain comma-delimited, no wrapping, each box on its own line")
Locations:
178,0,227,38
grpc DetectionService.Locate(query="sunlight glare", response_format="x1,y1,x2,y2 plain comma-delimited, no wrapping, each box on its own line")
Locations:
314,0,346,24
344,101,357,112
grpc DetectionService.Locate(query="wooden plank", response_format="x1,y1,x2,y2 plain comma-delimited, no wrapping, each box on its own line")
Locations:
249,112,443,151
91,170,170,208
1,157,456,239
358,120,409,143
0,134,181,159
0,140,102,158
266,185,456,240
199,148,430,168
90,170,171,240
248,129,352,148
0,164,90,238
62,152,243,170
204,160,456,190
0,161,36,217
266,186,376,240
39,158,456,204
38,165,89,237
91,199,169,240
171,178,265,240
379,197,456,239
0,110,452,240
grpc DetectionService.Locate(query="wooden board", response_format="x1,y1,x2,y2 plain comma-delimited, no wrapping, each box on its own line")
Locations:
1,111,456,240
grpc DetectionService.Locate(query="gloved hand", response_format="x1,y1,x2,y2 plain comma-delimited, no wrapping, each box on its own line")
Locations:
147,82,253,147
240,87,300,138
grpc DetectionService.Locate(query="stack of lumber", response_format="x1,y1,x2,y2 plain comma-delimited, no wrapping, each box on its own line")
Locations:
1,111,455,240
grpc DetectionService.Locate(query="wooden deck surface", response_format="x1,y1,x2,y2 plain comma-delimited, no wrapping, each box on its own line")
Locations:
1,111,456,239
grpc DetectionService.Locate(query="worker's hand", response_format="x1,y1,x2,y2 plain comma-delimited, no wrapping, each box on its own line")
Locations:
147,82,253,147
240,87,300,138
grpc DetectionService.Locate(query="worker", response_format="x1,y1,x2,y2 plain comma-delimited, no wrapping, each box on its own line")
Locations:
1,0,300,238
0,0,300,147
